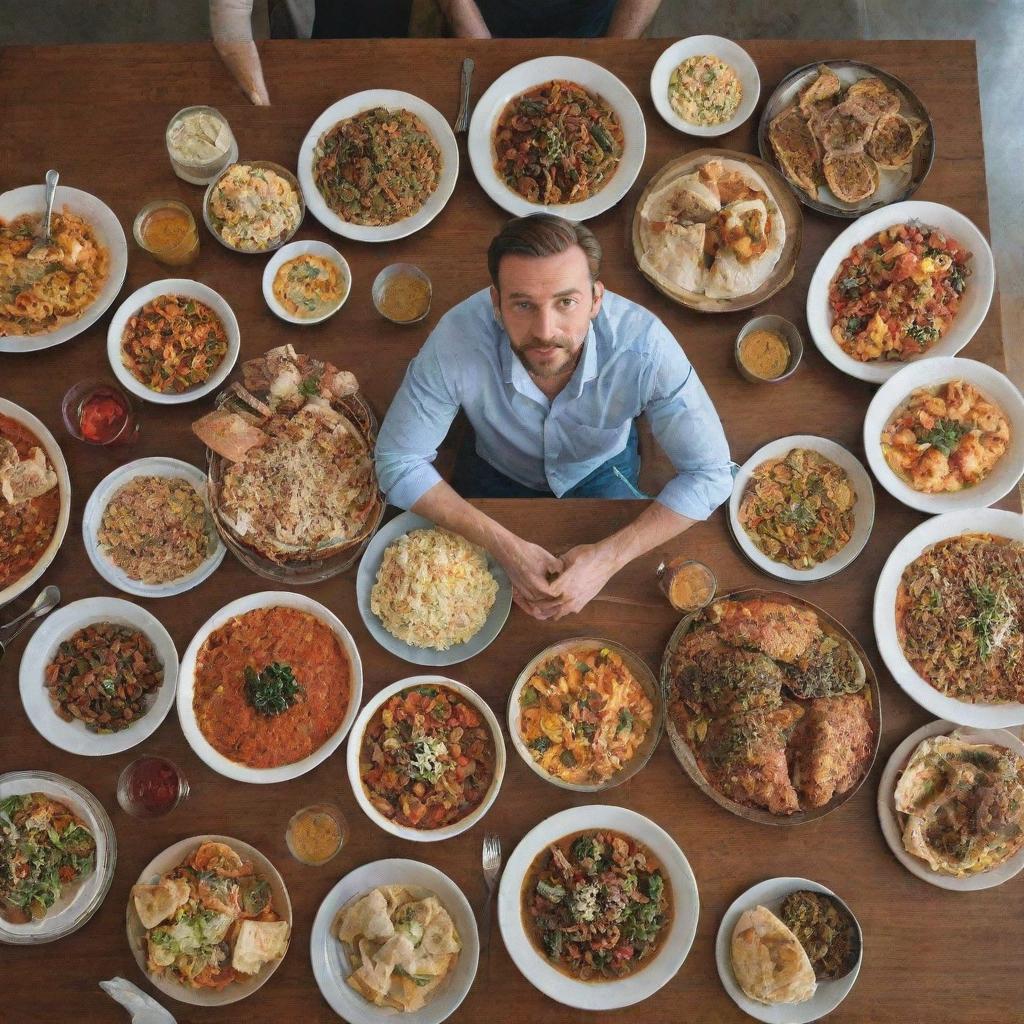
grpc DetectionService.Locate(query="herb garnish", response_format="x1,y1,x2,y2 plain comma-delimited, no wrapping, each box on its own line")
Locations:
963,583,1014,660
298,374,321,398
244,662,302,716
919,418,969,456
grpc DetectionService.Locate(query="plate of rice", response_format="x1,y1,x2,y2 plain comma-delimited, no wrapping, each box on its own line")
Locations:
356,511,512,666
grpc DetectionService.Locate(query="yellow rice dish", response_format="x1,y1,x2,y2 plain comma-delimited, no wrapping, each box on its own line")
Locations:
370,527,498,650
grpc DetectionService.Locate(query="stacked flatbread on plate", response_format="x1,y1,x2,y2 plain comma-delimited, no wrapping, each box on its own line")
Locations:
637,159,786,300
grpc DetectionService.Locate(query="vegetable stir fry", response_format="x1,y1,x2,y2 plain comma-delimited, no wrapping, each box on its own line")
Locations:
829,222,971,362
313,107,441,226
493,80,623,205
522,830,671,981
120,295,228,394
0,793,96,924
518,646,653,786
360,684,495,830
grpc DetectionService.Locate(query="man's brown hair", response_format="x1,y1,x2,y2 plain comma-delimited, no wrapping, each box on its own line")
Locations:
487,214,602,289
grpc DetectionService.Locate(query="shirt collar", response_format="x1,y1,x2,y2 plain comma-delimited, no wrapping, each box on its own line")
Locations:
497,321,598,402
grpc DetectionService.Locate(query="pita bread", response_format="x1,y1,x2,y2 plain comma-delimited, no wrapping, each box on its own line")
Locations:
232,919,290,974
641,172,720,226
704,197,786,300
639,222,706,294
731,905,817,1005
132,877,190,930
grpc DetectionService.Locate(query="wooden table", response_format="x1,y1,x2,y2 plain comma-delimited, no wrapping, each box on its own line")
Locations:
1,38,1019,1024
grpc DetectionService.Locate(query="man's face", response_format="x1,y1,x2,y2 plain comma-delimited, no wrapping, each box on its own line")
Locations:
491,245,604,380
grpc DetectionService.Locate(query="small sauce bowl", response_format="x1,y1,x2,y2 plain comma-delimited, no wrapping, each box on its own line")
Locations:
735,314,804,383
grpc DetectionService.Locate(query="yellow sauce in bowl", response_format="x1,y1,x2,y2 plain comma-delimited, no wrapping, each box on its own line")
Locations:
272,254,347,319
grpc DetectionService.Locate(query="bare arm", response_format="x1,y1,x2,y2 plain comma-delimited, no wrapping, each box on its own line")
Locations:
209,0,271,105
605,0,662,38
435,0,492,38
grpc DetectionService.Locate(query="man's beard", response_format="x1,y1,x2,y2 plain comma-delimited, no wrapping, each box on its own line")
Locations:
514,335,583,379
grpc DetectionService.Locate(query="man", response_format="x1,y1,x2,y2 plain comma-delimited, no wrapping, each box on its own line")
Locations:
435,0,662,38
375,214,732,620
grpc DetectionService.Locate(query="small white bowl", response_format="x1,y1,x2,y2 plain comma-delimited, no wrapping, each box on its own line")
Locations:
262,240,351,325
346,675,505,843
806,201,995,384
177,591,363,784
106,279,240,404
651,36,760,138
83,457,225,598
863,357,1024,514
127,835,291,1005
735,314,804,383
19,597,178,757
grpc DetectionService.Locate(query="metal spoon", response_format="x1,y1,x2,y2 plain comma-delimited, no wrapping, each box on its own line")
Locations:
0,585,60,660
28,169,61,262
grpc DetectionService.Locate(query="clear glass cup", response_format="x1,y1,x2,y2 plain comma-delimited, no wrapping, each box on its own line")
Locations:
285,803,349,865
133,199,200,267
657,557,717,614
372,263,432,324
61,378,139,446
166,104,237,184
117,755,189,819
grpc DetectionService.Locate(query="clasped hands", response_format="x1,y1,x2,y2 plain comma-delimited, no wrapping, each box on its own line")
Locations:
499,536,620,621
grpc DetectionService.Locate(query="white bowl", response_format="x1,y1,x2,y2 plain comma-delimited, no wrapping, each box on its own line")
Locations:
262,240,351,324
310,858,478,1024
498,804,698,1010
177,591,363,784
863,357,1024,514
729,434,875,582
468,56,646,221
650,36,760,137
877,719,1024,891
298,90,459,243
83,457,225,598
715,876,863,1023
0,771,116,945
872,507,1024,727
0,183,127,353
806,201,995,383
355,511,512,667
0,398,71,607
106,279,240,405
19,597,178,756
346,675,505,842
126,834,291,1005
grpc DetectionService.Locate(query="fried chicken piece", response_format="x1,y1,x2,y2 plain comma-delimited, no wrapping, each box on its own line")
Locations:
790,692,874,808
707,598,822,663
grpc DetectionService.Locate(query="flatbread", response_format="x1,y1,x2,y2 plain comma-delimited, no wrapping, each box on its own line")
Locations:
132,877,190,930
768,106,821,197
823,150,880,203
704,195,786,300
731,905,817,1005
232,919,290,974
639,222,706,293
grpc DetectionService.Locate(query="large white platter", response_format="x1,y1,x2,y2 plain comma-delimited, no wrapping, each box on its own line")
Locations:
0,183,127,353
872,507,1024,727
298,90,459,242
356,511,512,667
498,804,698,1010
806,201,994,383
310,858,479,1024
468,56,646,220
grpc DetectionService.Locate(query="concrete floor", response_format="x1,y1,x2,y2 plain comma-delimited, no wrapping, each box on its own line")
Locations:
2,0,1020,383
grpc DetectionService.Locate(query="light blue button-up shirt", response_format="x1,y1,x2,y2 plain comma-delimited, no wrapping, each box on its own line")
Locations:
375,288,733,520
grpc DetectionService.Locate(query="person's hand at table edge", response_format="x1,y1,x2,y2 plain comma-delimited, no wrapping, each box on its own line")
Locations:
210,0,271,104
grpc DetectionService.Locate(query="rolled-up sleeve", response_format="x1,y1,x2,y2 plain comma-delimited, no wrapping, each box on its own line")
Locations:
374,334,461,510
642,324,733,521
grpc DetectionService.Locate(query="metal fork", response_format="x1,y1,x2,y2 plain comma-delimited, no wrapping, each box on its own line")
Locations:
481,831,502,972
454,58,475,133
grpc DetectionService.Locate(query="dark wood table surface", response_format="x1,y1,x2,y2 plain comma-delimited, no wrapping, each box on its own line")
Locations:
1,37,1020,1024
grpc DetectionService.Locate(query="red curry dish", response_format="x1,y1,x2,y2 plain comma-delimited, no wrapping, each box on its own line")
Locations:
192,606,351,769
0,412,61,591
360,684,495,830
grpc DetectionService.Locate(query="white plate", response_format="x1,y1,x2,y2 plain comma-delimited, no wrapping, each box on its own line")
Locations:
806,201,995,383
298,91,459,242
863,357,1024,514
729,435,875,582
872,507,1024,727
126,834,291,1005
877,719,1024,891
261,240,351,324
0,184,127,353
498,805,698,1010
346,675,505,842
468,56,647,220
650,36,760,137
310,858,478,1024
0,398,71,608
83,458,225,598
0,771,116,945
356,511,512,667
716,876,862,1023
19,597,178,756
177,590,363,784
106,279,240,404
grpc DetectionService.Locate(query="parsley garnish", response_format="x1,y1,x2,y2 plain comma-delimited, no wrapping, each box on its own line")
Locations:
244,662,302,716
298,374,321,398
617,708,634,734
919,418,968,456
963,583,1014,660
